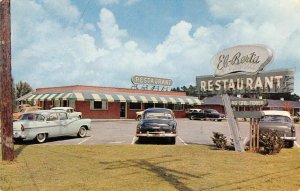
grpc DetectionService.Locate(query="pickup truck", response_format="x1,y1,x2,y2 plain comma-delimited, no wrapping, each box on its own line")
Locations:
51,107,82,118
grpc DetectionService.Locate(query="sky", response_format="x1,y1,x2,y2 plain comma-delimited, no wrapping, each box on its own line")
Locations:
11,0,300,94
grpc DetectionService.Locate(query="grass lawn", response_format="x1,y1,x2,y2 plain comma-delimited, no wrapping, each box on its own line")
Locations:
1,145,300,191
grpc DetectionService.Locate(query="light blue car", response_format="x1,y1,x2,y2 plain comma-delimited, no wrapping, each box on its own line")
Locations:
13,110,91,143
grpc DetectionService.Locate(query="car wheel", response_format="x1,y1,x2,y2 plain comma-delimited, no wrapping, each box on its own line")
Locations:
138,137,146,143
79,115,82,119
170,137,176,145
136,116,141,121
191,116,195,120
286,141,294,148
77,126,87,138
36,133,47,143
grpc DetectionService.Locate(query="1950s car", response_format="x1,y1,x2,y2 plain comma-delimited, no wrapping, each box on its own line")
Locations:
51,107,82,119
189,109,225,121
136,108,177,144
13,110,91,143
259,110,296,148
13,105,41,120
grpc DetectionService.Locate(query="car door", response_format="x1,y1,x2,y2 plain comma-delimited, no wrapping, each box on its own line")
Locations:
45,113,61,137
58,112,77,135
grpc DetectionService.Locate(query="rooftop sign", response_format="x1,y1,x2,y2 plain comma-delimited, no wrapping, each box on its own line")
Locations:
131,75,173,87
212,45,274,76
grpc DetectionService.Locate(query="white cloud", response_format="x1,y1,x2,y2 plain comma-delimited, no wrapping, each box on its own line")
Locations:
43,0,80,21
11,0,300,94
98,0,140,5
98,8,128,49
98,0,119,5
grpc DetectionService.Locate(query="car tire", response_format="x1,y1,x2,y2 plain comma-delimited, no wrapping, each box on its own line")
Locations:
136,116,141,121
138,137,146,143
190,116,195,120
79,115,82,119
36,133,47,143
286,141,294,148
77,126,87,138
170,137,176,145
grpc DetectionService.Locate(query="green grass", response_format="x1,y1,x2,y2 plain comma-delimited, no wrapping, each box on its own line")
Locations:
1,145,300,191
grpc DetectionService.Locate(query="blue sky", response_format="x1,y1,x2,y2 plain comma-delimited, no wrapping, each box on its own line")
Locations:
11,0,300,95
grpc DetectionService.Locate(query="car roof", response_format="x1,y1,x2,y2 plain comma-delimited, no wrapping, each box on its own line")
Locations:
144,108,173,113
262,110,291,118
51,107,72,109
24,110,66,115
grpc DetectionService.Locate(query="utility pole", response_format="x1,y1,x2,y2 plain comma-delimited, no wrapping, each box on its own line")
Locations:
0,0,14,161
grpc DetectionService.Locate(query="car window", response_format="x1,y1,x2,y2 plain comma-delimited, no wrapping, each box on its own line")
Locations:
21,113,45,121
261,115,291,123
144,111,173,120
58,112,68,120
47,113,58,121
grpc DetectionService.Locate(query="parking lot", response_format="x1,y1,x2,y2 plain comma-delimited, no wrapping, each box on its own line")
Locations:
42,118,300,148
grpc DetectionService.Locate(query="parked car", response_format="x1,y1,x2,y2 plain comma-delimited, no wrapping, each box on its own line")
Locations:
51,107,82,118
13,106,41,120
13,110,91,143
136,108,177,144
189,109,225,121
185,108,202,119
259,110,296,148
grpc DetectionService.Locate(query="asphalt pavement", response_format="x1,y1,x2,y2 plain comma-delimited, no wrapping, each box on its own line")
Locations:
42,118,300,148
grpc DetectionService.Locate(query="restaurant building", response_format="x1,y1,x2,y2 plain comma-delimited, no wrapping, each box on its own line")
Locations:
17,85,201,119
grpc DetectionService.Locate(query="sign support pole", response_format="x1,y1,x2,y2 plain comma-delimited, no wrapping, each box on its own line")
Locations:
222,94,244,152
0,0,14,161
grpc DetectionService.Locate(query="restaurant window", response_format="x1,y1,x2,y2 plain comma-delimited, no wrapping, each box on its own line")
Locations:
174,104,184,111
129,103,142,110
144,103,154,109
90,101,108,110
155,103,164,108
166,104,174,110
62,100,69,107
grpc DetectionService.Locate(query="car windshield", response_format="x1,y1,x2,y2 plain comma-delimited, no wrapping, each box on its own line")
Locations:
21,113,45,121
144,111,173,120
261,115,291,123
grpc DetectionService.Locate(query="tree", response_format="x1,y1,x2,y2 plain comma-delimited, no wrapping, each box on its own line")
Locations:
15,81,33,98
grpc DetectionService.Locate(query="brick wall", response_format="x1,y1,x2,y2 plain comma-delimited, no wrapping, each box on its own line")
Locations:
76,101,120,119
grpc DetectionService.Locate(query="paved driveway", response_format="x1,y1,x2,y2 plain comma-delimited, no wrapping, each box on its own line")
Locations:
43,119,300,148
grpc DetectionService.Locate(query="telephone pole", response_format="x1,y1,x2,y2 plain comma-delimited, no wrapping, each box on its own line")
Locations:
0,0,14,161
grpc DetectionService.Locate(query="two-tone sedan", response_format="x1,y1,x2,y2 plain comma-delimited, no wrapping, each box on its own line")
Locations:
259,110,296,148
136,108,177,144
13,110,91,143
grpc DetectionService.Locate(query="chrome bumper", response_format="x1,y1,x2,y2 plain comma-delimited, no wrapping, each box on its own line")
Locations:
137,133,177,137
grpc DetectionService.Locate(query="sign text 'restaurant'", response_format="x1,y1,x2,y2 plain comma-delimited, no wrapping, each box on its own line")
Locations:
131,75,173,86
196,69,294,94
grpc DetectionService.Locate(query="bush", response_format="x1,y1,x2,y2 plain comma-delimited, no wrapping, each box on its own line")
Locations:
293,117,299,123
259,130,284,154
211,132,227,150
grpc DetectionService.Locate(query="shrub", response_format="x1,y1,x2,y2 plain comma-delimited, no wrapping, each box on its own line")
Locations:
211,132,227,150
259,130,284,154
